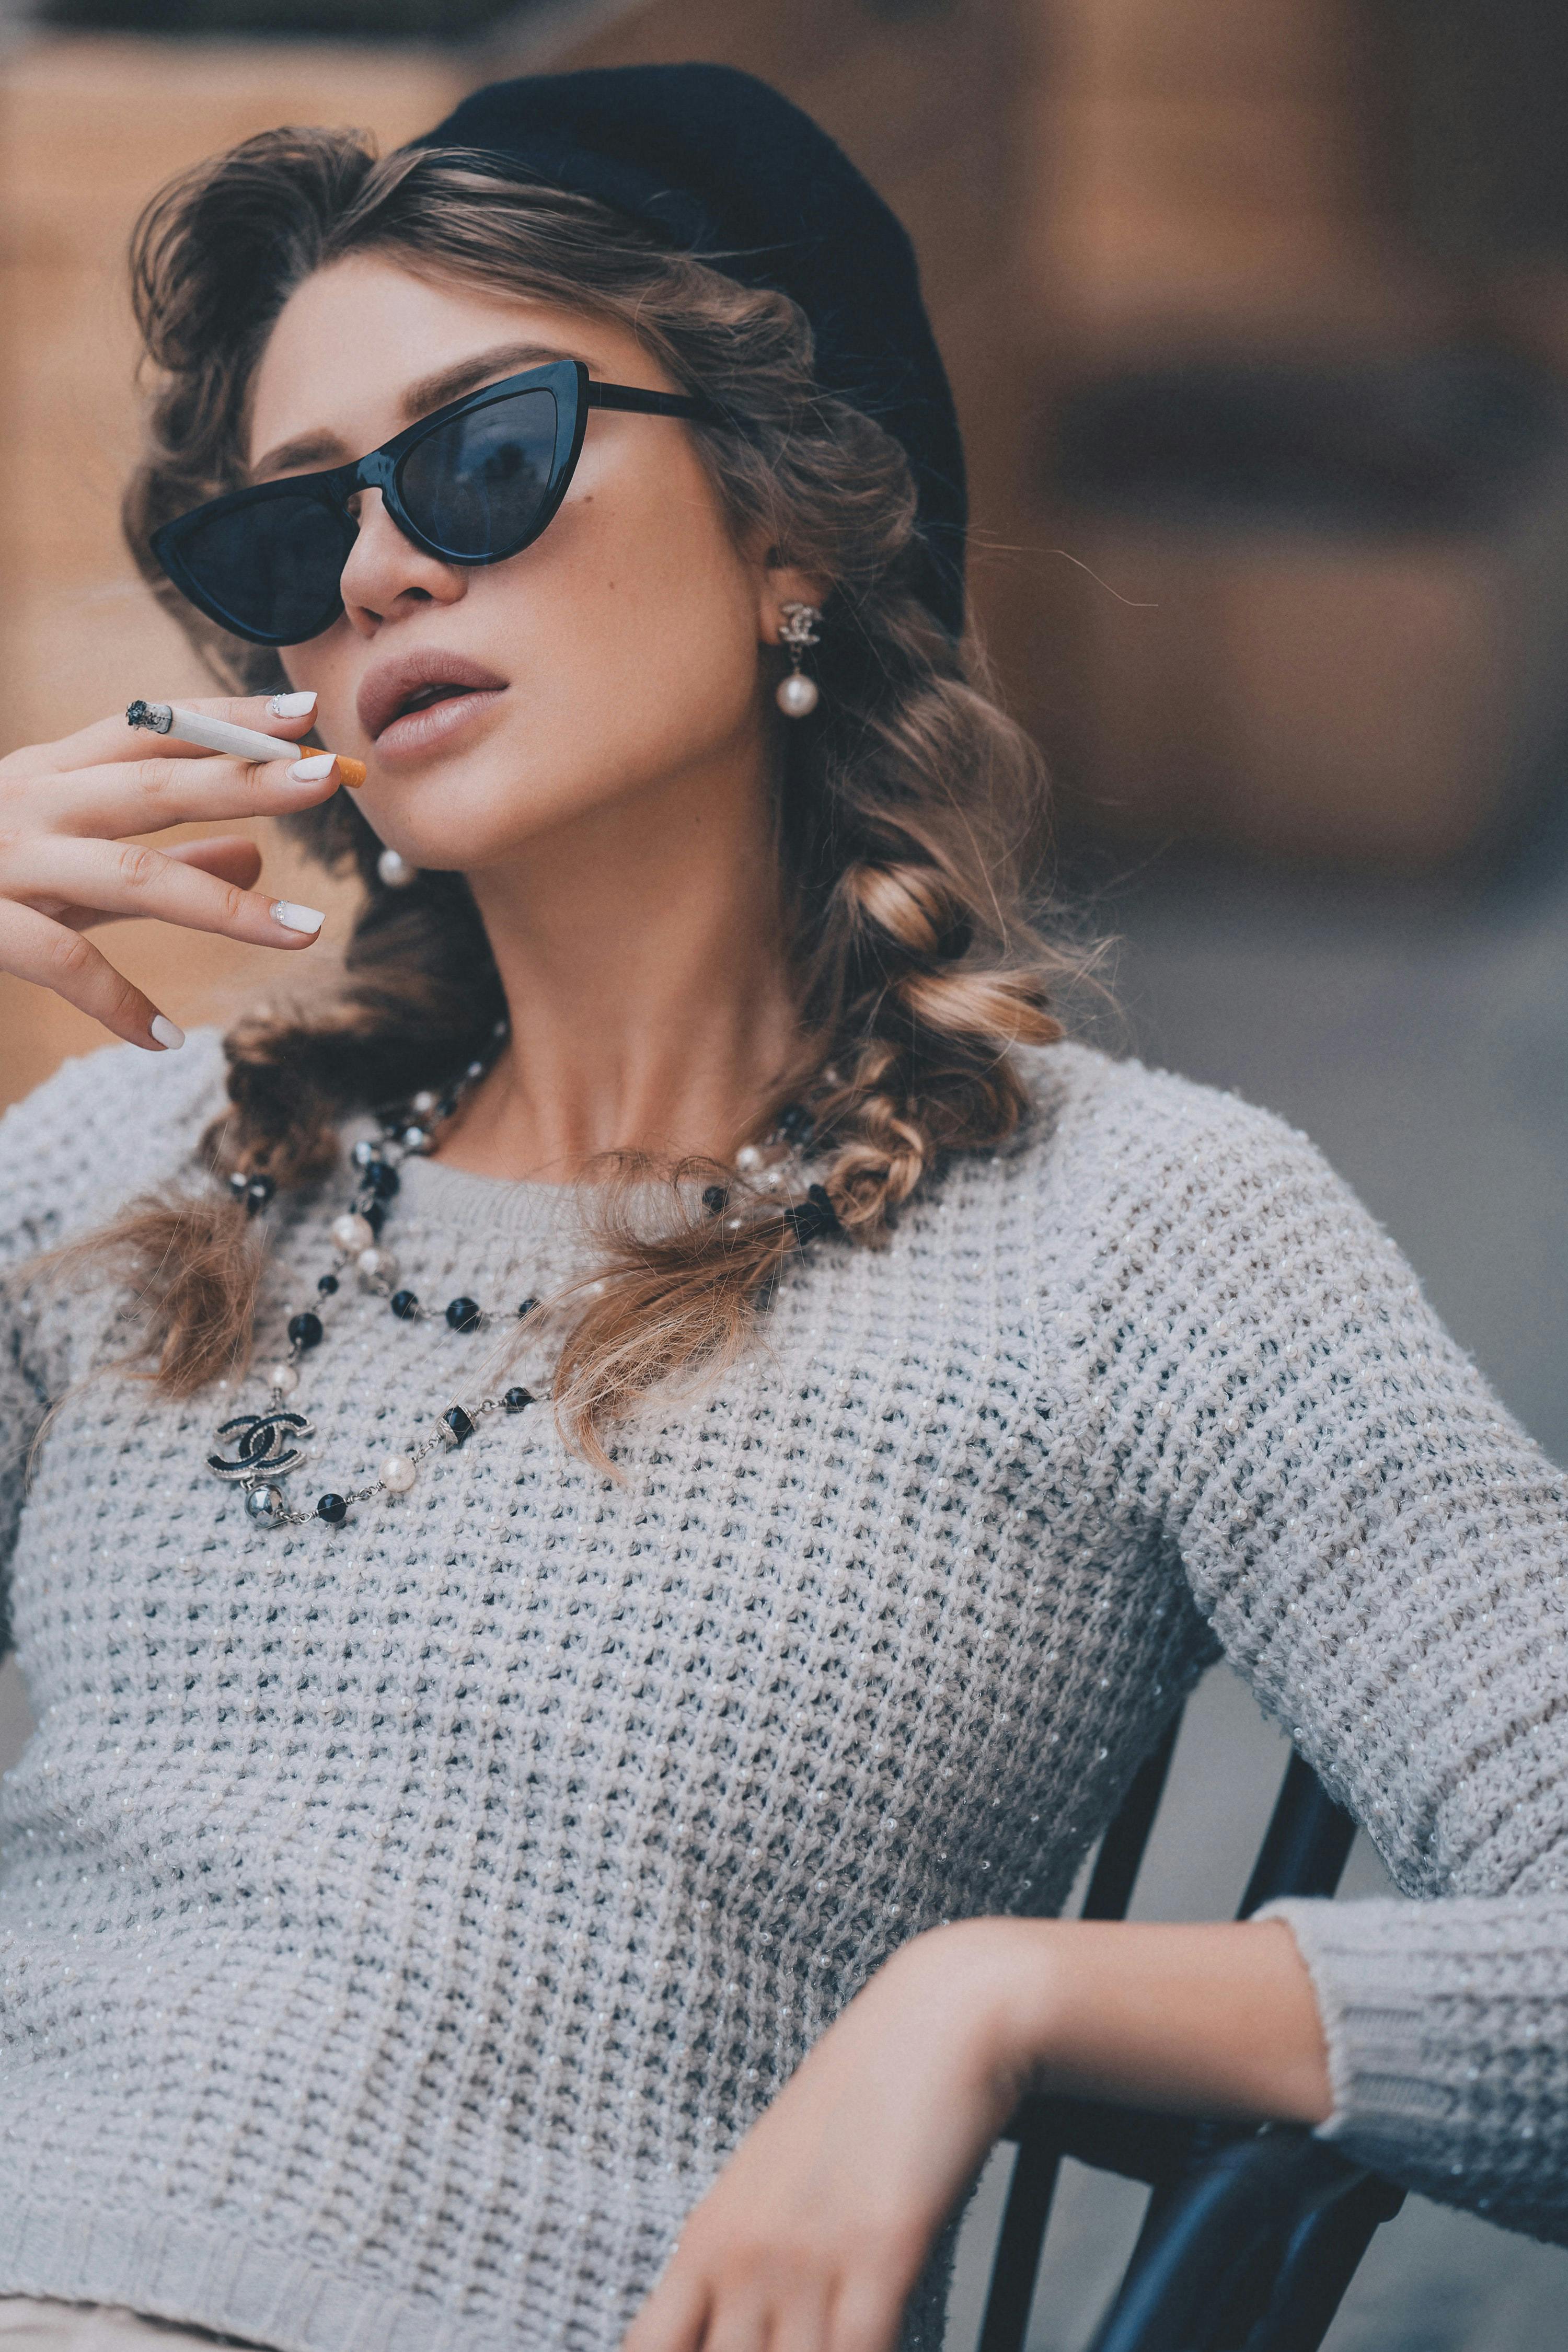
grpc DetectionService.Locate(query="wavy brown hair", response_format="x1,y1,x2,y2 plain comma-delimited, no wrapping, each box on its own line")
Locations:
103,126,1080,1465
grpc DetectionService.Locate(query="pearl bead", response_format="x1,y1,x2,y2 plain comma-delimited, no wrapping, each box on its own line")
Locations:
377,847,416,889
378,1454,417,1495
776,671,819,718
331,1210,374,1255
735,1144,764,1173
356,1246,397,1288
411,1090,437,1117
266,1362,299,1395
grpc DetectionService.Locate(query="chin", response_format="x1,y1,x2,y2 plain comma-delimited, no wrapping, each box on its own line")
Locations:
363,761,620,873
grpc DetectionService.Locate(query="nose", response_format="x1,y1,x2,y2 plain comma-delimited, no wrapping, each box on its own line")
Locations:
339,488,466,637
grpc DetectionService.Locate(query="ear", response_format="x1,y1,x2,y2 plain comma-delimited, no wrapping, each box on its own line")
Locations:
757,549,831,645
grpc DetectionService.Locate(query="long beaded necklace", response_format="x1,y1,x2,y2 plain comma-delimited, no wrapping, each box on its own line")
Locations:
208,1027,836,1533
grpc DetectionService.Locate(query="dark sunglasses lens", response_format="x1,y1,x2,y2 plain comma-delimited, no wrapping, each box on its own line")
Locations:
176,493,347,643
397,387,559,558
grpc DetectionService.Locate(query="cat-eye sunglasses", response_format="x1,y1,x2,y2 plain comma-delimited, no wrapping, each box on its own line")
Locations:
152,358,727,649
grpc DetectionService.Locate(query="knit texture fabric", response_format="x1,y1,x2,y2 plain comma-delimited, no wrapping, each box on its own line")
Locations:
0,1032,1564,2352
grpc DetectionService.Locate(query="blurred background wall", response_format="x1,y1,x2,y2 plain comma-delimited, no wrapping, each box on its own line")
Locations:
2,3,1566,2347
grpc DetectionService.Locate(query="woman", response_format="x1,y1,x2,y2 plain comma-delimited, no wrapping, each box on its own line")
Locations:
0,63,1562,2352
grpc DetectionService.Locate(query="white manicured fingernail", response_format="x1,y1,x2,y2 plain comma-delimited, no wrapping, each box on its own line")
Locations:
273,901,324,935
287,754,337,780
268,690,317,716
149,1014,185,1051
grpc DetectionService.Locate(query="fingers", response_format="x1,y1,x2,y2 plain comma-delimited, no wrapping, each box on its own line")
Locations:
0,834,325,950
624,2269,897,2352
66,836,264,930
160,835,266,889
29,747,347,840
0,900,181,1051
621,2270,711,2352
18,689,324,778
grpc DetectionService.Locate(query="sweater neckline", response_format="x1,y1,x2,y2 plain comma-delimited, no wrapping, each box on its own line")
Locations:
388,1150,585,1247
331,1105,583,1246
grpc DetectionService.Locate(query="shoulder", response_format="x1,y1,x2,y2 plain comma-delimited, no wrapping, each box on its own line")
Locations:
1007,1036,1328,1193
0,1028,230,1267
979,1038,1403,1287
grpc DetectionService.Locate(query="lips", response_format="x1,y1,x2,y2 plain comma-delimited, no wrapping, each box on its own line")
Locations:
356,649,509,745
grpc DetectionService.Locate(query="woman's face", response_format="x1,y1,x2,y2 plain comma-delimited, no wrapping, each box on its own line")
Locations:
247,253,783,874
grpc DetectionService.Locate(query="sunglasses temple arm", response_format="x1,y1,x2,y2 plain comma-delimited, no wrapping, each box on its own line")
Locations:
586,382,730,428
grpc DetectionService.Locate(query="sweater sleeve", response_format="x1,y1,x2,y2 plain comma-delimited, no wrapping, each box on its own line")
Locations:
0,1032,229,1625
1091,1079,1568,2241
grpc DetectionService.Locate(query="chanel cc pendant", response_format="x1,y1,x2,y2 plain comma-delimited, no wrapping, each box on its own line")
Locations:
207,1408,314,1482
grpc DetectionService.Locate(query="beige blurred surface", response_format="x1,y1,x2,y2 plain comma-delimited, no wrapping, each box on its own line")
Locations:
0,37,468,1111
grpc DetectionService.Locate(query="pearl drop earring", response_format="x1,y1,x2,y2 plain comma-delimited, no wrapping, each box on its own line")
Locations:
776,603,822,718
377,847,417,890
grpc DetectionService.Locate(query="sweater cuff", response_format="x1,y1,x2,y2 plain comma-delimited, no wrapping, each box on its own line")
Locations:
1259,1893,1568,2241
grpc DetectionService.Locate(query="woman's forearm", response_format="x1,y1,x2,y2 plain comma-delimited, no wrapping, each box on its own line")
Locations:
971,1914,1333,2126
624,1915,1335,2350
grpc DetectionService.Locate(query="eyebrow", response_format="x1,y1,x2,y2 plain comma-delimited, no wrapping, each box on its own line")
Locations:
249,340,579,479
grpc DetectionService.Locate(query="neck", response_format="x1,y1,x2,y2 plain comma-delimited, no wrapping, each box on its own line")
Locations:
441,755,799,1183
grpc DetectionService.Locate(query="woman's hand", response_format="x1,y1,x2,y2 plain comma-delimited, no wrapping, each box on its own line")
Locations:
623,1922,1036,2352
0,691,343,1051
624,1916,1331,2352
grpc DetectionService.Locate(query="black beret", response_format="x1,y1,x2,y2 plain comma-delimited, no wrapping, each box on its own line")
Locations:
411,63,966,637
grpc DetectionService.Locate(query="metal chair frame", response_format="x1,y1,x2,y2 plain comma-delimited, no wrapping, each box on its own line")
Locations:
975,1717,1404,2352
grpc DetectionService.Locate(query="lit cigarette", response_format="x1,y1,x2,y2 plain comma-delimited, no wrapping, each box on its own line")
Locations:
126,700,365,788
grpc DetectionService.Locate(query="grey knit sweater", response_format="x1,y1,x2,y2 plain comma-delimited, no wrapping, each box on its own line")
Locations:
0,1032,1564,2352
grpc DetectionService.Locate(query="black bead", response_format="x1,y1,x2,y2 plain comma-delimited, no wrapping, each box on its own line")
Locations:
287,1311,324,1350
362,1198,387,1236
245,1174,275,1216
777,1103,814,1144
317,1273,339,1296
441,1403,475,1446
702,1185,728,1216
516,1296,538,1320
502,1387,534,1413
389,1290,420,1320
363,1160,400,1200
227,1170,249,1201
316,1492,348,1525
445,1296,482,1332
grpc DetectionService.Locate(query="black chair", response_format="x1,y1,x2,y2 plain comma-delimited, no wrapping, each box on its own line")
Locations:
976,1719,1406,2352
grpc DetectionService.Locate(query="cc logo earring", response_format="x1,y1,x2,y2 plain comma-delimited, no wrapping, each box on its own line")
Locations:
776,602,823,717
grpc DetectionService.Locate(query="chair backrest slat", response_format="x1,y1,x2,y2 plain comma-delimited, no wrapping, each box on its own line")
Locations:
1236,1751,1357,1919
1079,1710,1182,1922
